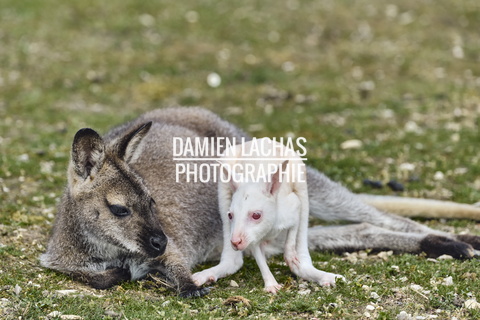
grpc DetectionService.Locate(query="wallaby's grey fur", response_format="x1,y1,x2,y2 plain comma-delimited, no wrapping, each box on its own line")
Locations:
41,107,480,297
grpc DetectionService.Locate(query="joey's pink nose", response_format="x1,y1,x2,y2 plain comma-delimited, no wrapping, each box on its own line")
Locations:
231,238,242,250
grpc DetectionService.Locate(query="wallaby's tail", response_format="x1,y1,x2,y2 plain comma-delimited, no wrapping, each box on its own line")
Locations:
359,194,480,220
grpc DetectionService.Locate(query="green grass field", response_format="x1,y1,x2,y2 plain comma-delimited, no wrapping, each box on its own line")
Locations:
1,0,480,319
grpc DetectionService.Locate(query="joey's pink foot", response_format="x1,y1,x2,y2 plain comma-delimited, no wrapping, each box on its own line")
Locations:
192,270,218,286
318,273,345,287
284,255,300,273
264,283,283,294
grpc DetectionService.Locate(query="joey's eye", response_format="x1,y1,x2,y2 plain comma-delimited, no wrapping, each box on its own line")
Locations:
252,211,262,220
109,204,131,217
228,212,233,220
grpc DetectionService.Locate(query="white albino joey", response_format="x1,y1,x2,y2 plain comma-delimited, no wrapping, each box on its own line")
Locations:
192,138,344,294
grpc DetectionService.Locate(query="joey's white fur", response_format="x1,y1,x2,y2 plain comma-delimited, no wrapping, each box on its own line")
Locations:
192,138,343,293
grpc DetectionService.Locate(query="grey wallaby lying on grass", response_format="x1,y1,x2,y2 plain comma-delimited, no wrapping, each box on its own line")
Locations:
41,107,480,297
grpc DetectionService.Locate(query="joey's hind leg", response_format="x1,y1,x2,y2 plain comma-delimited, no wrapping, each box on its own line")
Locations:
284,233,344,287
287,250,344,287
291,258,344,287
283,223,301,275
285,190,344,287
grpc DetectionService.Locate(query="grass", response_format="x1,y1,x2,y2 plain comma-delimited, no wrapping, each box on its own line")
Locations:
1,0,480,318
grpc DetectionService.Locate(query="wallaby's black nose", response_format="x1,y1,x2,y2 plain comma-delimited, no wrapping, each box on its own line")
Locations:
150,235,167,255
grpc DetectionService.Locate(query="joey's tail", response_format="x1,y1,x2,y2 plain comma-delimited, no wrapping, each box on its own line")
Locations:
359,194,480,220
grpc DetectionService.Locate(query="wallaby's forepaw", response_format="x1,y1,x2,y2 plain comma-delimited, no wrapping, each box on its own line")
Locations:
79,268,131,290
179,284,210,298
192,269,218,286
264,283,282,294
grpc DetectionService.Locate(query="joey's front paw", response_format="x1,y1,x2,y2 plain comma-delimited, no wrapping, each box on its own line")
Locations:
264,283,282,294
192,270,218,286
179,284,210,298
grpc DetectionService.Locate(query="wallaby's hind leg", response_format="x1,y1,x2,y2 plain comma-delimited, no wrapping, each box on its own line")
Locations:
307,223,475,259
306,167,480,258
307,168,435,234
455,235,480,251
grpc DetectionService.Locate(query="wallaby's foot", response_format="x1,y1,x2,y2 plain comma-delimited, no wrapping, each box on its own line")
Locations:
456,234,480,251
264,283,282,294
192,269,219,286
420,235,474,259
179,283,210,298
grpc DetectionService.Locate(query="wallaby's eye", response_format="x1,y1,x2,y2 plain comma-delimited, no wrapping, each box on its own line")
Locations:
252,211,262,220
228,212,233,220
109,204,131,217
150,198,156,211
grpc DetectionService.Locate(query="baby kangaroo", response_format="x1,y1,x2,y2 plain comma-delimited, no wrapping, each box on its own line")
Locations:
193,138,344,293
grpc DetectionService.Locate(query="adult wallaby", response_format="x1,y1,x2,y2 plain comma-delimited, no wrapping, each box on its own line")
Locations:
192,138,343,293
41,107,480,297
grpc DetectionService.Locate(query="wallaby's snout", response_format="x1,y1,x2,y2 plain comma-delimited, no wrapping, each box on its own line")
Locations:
140,219,168,257
149,233,167,256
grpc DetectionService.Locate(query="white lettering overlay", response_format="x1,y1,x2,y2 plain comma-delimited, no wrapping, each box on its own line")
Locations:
173,137,308,183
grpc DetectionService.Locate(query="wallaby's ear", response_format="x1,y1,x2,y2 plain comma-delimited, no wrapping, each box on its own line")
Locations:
71,128,105,180
266,160,288,195
116,122,152,163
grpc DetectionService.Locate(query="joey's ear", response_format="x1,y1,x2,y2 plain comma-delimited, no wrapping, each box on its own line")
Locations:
70,128,105,180
221,165,238,191
266,160,288,195
116,122,152,163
